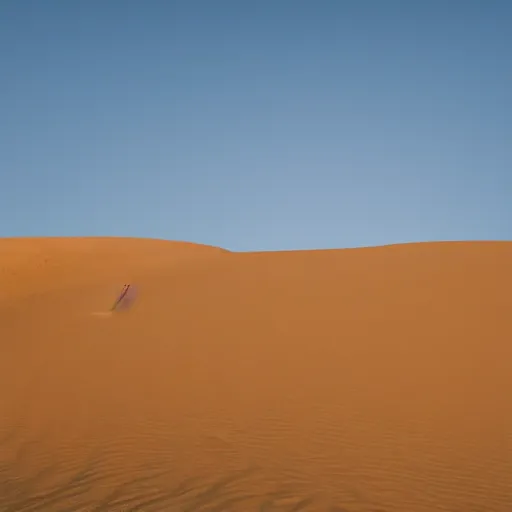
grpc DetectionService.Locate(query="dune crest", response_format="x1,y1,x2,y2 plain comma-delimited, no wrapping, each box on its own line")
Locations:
0,237,228,301
0,238,511,511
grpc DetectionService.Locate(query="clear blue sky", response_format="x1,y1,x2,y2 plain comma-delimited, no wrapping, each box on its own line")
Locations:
1,1,511,251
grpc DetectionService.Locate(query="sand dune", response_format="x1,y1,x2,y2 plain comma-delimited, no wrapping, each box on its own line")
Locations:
0,238,511,511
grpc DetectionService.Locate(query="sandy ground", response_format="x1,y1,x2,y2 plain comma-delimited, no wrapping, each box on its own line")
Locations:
0,237,511,512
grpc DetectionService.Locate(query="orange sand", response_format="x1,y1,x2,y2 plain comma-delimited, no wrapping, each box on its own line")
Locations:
0,237,511,511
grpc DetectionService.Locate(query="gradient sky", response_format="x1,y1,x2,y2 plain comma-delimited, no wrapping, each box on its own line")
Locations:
1,1,511,251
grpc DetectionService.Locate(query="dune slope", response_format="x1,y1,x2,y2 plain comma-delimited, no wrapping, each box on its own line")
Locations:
0,238,511,511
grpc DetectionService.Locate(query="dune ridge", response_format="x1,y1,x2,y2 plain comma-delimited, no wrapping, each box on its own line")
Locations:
0,237,228,302
0,237,511,511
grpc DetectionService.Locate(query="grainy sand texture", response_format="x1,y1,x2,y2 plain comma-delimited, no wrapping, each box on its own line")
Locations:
0,237,511,511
